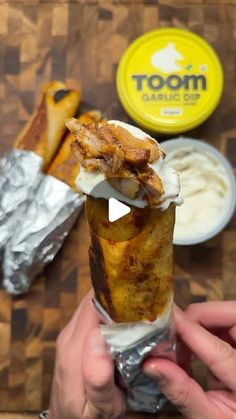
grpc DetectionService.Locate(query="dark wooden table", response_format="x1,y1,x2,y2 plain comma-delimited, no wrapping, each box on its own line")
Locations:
0,1,235,417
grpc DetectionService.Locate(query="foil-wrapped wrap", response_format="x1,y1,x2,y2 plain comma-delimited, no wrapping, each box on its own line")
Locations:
95,299,176,413
3,175,85,295
0,149,43,251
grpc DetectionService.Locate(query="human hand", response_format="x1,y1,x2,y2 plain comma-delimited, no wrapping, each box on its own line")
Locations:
48,291,125,419
143,301,236,419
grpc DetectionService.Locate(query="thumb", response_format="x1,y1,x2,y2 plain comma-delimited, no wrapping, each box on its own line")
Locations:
82,328,125,418
143,358,219,419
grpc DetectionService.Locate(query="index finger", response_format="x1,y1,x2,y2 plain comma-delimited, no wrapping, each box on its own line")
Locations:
175,307,236,392
184,301,236,329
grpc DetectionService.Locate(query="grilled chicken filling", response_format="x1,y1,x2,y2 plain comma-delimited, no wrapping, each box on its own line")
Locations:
66,118,164,200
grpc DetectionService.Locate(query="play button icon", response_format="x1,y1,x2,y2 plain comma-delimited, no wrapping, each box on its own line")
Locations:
85,177,151,242
108,198,131,222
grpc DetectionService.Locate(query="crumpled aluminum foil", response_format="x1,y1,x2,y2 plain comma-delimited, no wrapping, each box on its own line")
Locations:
0,149,43,251
3,175,85,295
95,298,176,413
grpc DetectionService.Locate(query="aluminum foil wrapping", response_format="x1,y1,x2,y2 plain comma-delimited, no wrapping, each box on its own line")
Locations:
95,298,176,413
0,149,43,251
3,175,85,295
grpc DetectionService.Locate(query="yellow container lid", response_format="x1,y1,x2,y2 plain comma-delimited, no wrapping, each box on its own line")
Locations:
116,28,223,134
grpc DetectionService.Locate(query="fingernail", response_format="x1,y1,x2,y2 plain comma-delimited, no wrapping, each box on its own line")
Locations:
174,305,185,320
174,304,183,314
87,328,107,355
144,363,165,382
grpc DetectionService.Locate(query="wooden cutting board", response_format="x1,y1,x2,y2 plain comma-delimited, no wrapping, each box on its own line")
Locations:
0,1,235,417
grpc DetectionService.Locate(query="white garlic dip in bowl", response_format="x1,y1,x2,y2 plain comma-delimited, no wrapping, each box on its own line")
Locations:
161,138,236,245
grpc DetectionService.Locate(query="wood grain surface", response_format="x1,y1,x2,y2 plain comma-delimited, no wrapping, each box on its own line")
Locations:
0,1,235,418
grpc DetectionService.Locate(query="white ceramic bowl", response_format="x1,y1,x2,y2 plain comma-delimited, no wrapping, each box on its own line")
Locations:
161,138,236,245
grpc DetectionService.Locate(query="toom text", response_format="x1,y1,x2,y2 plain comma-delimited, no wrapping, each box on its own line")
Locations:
131,74,207,91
